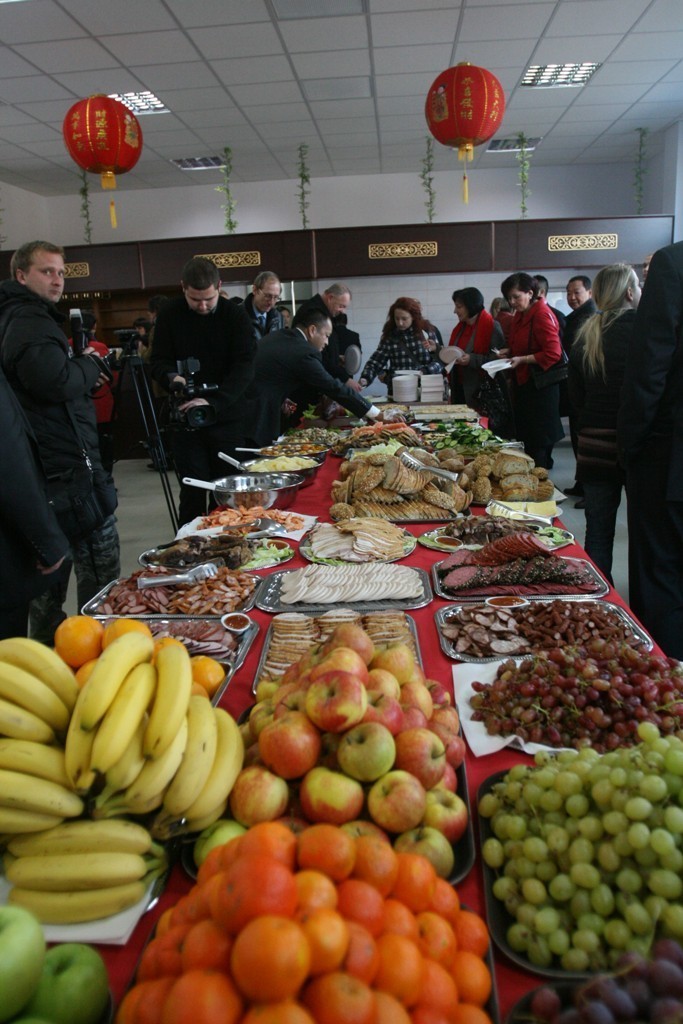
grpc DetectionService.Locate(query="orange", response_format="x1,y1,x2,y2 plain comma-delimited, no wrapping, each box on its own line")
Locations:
181,919,232,973
137,923,191,981
154,906,175,939
411,1008,452,1024
116,976,175,1024
374,990,411,1024
415,958,459,1018
209,854,298,935
230,915,311,1003
191,682,210,699
339,920,380,984
452,910,490,958
351,834,399,896
296,823,356,881
240,1002,315,1024
450,951,492,1008
381,898,419,941
391,852,437,913
299,908,350,975
295,869,338,913
302,971,376,1024
336,877,385,937
102,618,153,648
450,1007,494,1024
154,636,186,658
429,878,461,926
238,820,297,869
415,911,457,968
54,615,103,668
191,655,226,697
373,932,425,1008
75,657,98,688
160,969,243,1024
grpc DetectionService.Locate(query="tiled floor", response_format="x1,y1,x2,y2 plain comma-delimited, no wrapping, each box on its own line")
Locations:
65,420,629,615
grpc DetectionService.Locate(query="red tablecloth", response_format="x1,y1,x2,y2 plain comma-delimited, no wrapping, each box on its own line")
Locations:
99,454,643,1018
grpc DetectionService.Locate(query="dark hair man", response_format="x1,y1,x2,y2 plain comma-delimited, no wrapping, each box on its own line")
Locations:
533,275,567,340
246,307,382,446
563,275,597,502
242,271,283,341
0,240,120,642
150,257,256,526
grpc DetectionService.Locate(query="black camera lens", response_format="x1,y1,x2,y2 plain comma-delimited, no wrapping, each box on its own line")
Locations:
185,406,217,428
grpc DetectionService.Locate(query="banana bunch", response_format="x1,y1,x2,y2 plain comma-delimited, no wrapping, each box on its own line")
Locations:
0,737,84,834
0,637,79,745
4,818,167,924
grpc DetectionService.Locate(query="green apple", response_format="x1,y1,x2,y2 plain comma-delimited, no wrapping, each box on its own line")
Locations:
22,942,109,1024
193,818,247,867
0,905,46,1023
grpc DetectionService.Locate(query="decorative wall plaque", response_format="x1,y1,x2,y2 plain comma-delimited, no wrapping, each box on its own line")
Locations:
64,261,91,278
548,233,618,252
198,251,261,269
368,241,438,259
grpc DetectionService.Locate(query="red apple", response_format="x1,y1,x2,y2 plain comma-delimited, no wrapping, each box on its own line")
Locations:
429,705,461,736
275,813,309,835
242,741,263,767
254,679,279,703
310,647,370,687
299,765,364,824
318,731,342,769
340,819,391,842
337,721,396,782
423,789,468,844
400,680,434,720
393,727,446,790
435,762,458,793
367,769,427,834
274,687,308,716
443,733,466,769
362,690,404,736
229,765,290,826
400,704,429,730
248,699,276,739
403,662,427,687
366,667,401,700
323,623,375,665
426,678,452,707
258,710,322,779
370,642,416,684
394,826,455,879
305,670,368,733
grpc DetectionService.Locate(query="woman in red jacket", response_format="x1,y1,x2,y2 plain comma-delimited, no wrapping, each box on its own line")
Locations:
499,272,564,468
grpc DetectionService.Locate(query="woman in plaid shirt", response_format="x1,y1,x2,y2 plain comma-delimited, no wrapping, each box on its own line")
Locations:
359,296,442,396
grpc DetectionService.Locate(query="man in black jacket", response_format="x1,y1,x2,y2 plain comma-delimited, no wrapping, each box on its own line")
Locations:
0,240,120,643
151,257,256,525
241,271,283,342
563,275,597,501
246,308,381,447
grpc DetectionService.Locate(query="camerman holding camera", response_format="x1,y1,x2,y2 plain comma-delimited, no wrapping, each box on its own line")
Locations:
0,240,120,643
151,257,256,526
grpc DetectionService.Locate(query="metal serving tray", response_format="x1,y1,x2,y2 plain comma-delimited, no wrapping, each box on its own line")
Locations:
431,557,609,603
299,528,416,565
82,573,262,619
435,599,653,663
254,566,433,615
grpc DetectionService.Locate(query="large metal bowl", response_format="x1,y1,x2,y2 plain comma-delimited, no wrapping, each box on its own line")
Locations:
240,457,320,487
212,473,304,510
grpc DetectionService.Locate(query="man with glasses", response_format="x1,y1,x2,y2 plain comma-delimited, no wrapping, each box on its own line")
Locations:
242,271,283,342
151,257,255,525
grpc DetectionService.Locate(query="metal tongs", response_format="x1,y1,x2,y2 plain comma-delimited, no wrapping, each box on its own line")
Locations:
486,499,556,526
137,563,220,589
398,449,464,484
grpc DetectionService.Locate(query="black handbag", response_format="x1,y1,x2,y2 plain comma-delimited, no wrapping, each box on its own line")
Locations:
531,348,569,389
471,373,516,439
47,465,105,543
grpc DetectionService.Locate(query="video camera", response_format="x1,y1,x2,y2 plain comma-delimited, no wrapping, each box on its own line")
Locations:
114,328,143,358
168,358,218,429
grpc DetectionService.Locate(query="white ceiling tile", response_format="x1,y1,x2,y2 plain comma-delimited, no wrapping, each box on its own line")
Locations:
373,43,452,74
131,62,218,91
290,49,371,79
613,31,683,61
371,10,459,47
375,72,437,98
52,69,146,95
246,102,311,123
166,0,270,25
544,0,649,36
636,0,683,31
301,77,371,101
230,82,304,107
0,77,73,104
533,34,625,63
0,46,43,78
212,57,294,86
0,1,86,44
377,95,427,115
279,16,368,52
369,0,458,10
318,116,377,134
308,98,376,118
185,108,250,128
187,23,284,59
153,87,233,112
572,83,651,106
460,4,554,41
53,0,177,34
103,32,200,67
453,39,536,69
592,60,678,86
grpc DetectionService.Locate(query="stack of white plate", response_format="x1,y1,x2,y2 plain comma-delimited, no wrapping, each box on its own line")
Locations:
419,374,446,402
392,372,420,402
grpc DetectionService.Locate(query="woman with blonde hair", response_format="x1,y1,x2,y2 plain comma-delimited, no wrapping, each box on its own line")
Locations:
568,263,640,583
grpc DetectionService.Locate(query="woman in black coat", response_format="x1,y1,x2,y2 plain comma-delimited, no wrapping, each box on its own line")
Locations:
0,366,68,638
568,263,640,584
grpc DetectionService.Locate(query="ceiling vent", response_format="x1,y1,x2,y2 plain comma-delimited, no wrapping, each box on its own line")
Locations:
171,156,226,171
108,91,168,115
522,63,601,88
487,137,542,152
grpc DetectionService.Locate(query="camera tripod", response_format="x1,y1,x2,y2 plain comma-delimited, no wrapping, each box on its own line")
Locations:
112,353,180,535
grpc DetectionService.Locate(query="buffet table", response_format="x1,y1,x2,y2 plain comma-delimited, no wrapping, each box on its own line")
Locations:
98,451,645,1019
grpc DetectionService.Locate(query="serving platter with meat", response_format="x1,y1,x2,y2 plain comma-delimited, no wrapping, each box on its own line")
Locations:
435,599,652,662
256,563,432,613
300,519,416,563
82,567,261,618
138,533,253,569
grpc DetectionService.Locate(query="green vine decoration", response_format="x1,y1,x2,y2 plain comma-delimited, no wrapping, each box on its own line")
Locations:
634,127,648,214
420,136,436,223
79,169,93,245
297,143,311,229
516,132,532,220
215,147,237,234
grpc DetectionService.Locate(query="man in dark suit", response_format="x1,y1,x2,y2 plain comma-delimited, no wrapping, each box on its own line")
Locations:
618,241,683,658
563,275,597,502
246,307,381,446
293,284,362,390
241,271,283,342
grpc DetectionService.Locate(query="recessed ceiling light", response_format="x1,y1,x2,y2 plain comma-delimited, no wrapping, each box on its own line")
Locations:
487,137,542,152
171,156,226,171
109,91,169,115
522,63,600,88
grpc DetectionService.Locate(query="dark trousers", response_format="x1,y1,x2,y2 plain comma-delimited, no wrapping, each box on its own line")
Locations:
169,426,241,527
582,478,624,585
626,440,683,659
0,603,30,640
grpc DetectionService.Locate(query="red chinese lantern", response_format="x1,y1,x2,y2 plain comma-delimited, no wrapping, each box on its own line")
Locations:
62,95,143,228
425,63,505,202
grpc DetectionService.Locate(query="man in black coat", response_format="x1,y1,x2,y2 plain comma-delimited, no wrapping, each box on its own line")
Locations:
293,284,363,388
245,308,381,447
618,241,683,658
0,240,119,643
151,257,256,525
240,271,284,342
563,275,597,500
